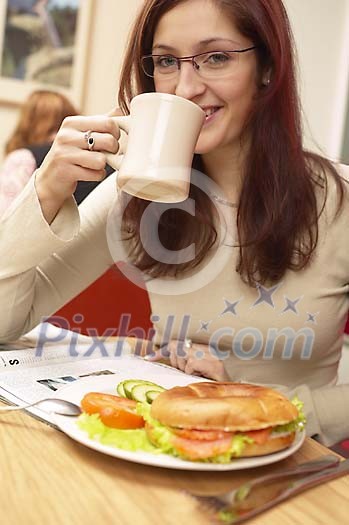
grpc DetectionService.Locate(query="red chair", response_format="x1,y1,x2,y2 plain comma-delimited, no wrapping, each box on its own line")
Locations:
48,265,153,339
345,316,349,335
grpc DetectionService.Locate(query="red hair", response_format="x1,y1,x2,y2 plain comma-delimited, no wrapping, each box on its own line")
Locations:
5,90,78,154
117,0,345,284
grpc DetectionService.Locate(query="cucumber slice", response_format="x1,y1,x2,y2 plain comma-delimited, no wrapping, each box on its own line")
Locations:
131,383,165,403
117,379,166,401
131,384,154,403
116,381,126,397
123,380,145,399
145,390,162,403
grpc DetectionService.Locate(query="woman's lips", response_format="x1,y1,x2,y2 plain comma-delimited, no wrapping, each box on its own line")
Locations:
203,107,221,125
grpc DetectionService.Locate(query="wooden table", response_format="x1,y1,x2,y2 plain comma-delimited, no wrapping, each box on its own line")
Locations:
0,408,348,525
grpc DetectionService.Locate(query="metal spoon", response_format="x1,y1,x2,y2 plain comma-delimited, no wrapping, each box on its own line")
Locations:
0,398,82,416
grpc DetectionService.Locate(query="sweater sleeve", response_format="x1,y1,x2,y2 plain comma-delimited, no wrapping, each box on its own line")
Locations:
285,383,349,447
0,172,117,342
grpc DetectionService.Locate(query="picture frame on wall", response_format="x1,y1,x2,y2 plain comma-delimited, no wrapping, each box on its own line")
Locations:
0,0,93,107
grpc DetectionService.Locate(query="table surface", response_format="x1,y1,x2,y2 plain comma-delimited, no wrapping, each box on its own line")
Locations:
0,407,348,525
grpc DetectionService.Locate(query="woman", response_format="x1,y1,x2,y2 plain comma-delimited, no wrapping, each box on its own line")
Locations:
0,0,348,446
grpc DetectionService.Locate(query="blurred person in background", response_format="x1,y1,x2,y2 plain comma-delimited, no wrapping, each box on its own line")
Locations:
0,90,77,216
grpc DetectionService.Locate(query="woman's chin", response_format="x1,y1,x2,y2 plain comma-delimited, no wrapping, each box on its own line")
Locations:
194,130,226,155
194,141,217,156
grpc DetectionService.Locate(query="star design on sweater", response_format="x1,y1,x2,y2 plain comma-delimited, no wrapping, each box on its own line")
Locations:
197,320,211,332
281,296,303,315
306,312,318,324
252,283,282,309
220,298,242,316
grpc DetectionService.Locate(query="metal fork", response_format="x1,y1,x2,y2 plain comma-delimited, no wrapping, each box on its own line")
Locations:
187,455,349,524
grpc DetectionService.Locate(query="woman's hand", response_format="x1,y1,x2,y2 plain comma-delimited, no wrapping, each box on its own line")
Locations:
146,339,230,381
35,111,123,223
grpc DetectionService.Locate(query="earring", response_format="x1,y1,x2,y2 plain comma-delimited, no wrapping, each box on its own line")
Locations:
262,77,271,86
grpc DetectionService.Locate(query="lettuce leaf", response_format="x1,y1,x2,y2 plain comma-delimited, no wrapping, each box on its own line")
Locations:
137,402,178,455
77,413,160,453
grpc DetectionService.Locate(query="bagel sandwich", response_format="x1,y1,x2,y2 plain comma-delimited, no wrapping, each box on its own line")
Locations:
139,382,305,462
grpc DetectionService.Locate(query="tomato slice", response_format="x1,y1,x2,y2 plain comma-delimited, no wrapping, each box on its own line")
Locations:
172,435,233,460
81,392,137,414
171,428,234,441
99,406,145,429
80,392,144,429
244,428,272,445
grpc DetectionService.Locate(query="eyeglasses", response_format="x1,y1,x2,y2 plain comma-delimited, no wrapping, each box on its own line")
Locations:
141,47,257,80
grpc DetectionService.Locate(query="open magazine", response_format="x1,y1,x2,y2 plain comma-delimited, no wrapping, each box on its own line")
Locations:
0,323,157,427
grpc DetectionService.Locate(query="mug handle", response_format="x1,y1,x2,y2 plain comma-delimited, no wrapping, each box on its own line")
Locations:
105,115,131,170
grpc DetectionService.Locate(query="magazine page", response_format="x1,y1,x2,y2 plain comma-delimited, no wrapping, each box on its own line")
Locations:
0,322,151,426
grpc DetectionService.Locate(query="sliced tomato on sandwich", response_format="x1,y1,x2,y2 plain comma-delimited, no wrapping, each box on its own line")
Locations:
166,427,272,459
244,428,272,445
171,428,234,441
171,434,233,460
145,422,234,460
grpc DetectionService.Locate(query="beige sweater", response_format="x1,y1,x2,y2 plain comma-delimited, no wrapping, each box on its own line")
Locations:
0,165,348,446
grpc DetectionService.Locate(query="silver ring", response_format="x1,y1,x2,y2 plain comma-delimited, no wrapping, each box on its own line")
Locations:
84,130,95,151
184,338,192,349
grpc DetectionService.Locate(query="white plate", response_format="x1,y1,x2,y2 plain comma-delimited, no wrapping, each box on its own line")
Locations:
53,357,305,471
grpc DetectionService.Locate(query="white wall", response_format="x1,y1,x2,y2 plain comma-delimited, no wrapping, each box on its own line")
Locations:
83,0,142,115
0,0,348,163
284,0,349,159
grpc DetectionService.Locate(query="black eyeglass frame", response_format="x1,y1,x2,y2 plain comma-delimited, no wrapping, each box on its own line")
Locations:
141,46,258,78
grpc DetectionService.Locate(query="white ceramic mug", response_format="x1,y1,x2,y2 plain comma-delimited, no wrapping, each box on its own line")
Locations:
105,93,205,203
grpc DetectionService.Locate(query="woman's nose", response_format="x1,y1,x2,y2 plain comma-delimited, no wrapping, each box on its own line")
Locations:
174,62,206,100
